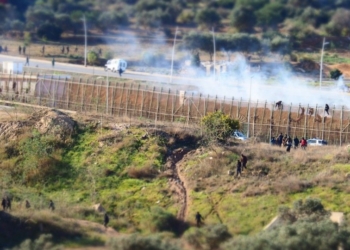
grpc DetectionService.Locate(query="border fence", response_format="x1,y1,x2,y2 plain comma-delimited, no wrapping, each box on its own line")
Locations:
1,72,350,145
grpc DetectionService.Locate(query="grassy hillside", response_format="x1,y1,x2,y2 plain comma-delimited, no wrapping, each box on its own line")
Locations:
1,109,350,249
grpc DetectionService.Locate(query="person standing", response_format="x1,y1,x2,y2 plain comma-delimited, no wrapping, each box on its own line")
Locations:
236,160,242,178
195,212,203,227
25,200,31,209
1,197,6,211
104,213,109,228
300,137,307,150
241,154,248,171
6,197,11,210
294,136,299,149
118,68,123,77
18,46,22,54
23,46,26,55
52,57,55,67
49,200,55,211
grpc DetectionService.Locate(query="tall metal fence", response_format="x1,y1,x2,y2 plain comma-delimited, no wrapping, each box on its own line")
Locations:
1,72,350,145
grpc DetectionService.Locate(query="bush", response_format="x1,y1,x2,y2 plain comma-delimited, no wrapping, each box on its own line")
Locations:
330,69,342,80
146,207,188,236
229,6,256,32
127,166,157,179
87,51,99,65
107,234,181,250
10,234,62,250
201,111,239,143
184,224,231,250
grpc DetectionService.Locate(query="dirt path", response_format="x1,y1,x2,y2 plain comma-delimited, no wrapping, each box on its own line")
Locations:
167,147,192,221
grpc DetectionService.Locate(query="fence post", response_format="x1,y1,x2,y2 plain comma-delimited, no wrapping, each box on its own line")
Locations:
328,106,335,143
340,106,343,146
304,104,309,139
261,101,267,135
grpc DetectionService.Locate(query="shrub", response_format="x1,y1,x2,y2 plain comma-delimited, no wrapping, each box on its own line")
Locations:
184,224,231,250
201,111,239,143
127,166,157,179
107,234,181,250
330,69,342,80
87,51,99,65
10,234,62,250
146,207,188,236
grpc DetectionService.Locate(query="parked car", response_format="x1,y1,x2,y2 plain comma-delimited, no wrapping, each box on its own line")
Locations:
231,131,248,141
105,58,127,72
307,138,327,146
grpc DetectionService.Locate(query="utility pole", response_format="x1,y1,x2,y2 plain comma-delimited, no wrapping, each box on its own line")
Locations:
170,27,178,84
82,15,87,67
319,37,329,88
212,27,216,80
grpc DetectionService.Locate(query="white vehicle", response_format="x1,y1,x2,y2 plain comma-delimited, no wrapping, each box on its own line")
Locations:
231,131,248,141
307,138,327,146
105,58,127,73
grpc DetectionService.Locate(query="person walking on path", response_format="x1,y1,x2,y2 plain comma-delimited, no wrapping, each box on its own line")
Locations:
241,154,248,171
52,58,55,67
118,68,123,77
195,212,204,227
25,56,29,66
18,46,22,54
49,200,55,211
236,160,242,178
104,213,109,228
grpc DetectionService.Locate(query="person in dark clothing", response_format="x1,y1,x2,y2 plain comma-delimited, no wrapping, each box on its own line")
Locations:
241,154,248,170
1,197,6,210
271,137,276,145
118,68,123,77
0,45,2,53
276,101,283,110
23,46,26,54
52,58,55,67
286,138,292,152
104,213,109,228
98,48,102,55
66,46,69,53
25,200,31,209
18,46,22,54
75,46,78,52
195,212,203,227
41,45,45,55
25,56,29,66
6,197,11,210
61,46,65,54
277,133,283,147
294,136,299,149
236,160,242,178
325,104,329,115
49,200,55,211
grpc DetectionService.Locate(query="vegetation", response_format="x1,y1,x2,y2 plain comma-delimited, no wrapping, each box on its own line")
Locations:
2,109,350,249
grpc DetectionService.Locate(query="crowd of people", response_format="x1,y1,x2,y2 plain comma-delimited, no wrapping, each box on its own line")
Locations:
270,133,307,151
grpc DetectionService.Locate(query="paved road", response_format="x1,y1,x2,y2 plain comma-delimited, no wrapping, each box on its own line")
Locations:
0,54,205,89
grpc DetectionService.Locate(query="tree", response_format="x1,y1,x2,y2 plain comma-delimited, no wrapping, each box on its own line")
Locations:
87,51,99,65
230,6,257,32
97,11,128,32
201,111,239,143
326,8,350,36
256,2,286,29
195,9,221,29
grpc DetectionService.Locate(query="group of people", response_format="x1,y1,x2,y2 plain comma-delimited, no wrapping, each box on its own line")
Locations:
271,133,307,151
1,196,11,211
1,196,55,211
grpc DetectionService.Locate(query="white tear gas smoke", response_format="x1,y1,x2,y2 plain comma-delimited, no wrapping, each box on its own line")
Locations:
186,54,349,109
